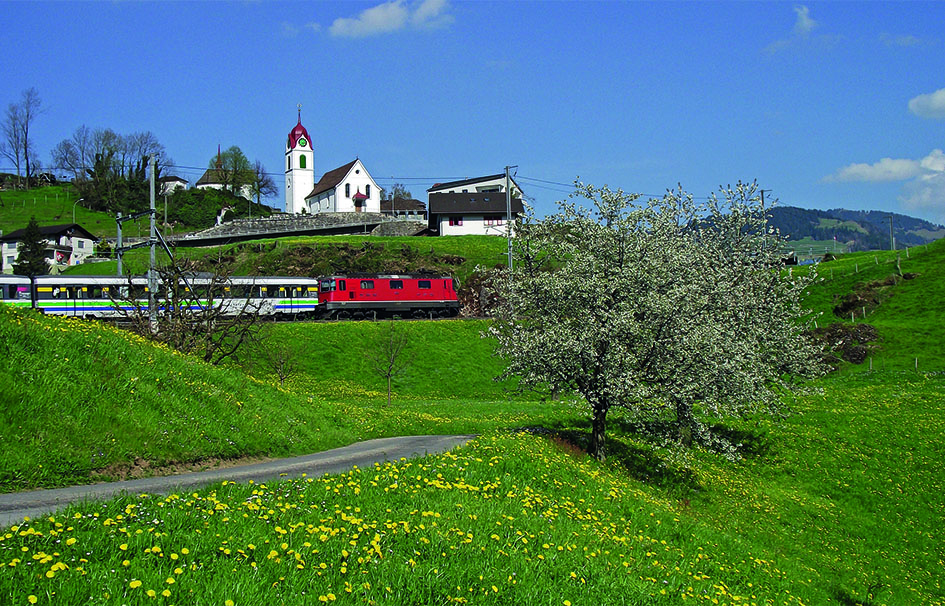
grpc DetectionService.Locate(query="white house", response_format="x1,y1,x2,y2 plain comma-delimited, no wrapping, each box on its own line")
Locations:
304,158,381,214
158,175,188,196
427,175,524,236
1,224,98,274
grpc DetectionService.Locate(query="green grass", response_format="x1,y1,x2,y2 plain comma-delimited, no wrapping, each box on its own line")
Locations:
0,185,200,240
799,239,945,373
1,238,944,604
0,186,113,237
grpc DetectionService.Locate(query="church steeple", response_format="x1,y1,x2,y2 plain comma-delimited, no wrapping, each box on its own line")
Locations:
285,105,314,214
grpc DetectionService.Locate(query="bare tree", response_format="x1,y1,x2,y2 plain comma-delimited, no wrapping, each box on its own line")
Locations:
112,259,264,365
249,160,277,210
247,324,299,386
1,88,44,190
1,104,23,187
367,321,413,406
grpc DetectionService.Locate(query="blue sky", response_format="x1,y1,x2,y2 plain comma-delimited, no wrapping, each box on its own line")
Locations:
4,1,945,225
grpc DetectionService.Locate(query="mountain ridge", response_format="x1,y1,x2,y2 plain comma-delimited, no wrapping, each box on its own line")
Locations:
767,206,945,251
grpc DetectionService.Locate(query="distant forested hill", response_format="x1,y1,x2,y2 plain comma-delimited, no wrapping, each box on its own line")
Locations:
767,206,945,251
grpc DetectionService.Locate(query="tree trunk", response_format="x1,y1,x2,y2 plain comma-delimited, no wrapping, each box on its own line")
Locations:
675,400,694,447
588,404,608,462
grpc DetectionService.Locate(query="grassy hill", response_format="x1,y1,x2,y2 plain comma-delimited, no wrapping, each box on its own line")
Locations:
768,205,945,253
1,233,944,604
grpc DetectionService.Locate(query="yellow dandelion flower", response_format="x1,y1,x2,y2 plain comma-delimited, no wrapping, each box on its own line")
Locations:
146,589,156,598
28,597,38,605
225,600,234,606
162,590,171,598
129,580,142,589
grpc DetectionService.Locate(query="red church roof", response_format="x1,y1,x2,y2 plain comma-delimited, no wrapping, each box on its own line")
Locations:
287,119,311,150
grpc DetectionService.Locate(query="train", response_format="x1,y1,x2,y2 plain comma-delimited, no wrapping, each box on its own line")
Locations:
0,273,460,320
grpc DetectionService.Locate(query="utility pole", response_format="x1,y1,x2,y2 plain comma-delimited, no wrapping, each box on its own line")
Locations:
116,213,123,276
149,155,157,331
888,215,895,251
505,165,517,270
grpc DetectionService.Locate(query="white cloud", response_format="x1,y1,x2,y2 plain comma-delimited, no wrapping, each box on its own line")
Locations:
920,149,945,172
826,157,923,182
908,88,945,119
828,150,945,223
765,5,841,54
326,0,453,38
901,172,945,222
880,33,924,47
411,0,454,29
792,5,817,36
329,1,408,38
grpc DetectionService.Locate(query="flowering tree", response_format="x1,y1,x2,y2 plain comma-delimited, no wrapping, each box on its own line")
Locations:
489,181,824,461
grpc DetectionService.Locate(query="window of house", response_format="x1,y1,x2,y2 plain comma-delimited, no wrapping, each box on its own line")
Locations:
449,216,463,227
418,280,431,289
77,240,85,249
484,215,504,226
360,280,374,289
6,256,13,265
389,280,403,290
300,154,306,169
345,183,350,198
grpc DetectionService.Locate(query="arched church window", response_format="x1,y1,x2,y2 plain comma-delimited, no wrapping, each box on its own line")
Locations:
300,154,306,169
345,183,350,198
288,156,292,170
365,184,371,198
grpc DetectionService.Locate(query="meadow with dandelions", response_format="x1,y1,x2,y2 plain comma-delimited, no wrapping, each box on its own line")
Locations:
1,240,944,604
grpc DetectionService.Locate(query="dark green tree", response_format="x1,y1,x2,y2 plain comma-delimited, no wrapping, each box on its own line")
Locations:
12,216,48,278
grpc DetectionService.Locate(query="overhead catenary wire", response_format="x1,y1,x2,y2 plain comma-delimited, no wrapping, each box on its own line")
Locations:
5,164,741,203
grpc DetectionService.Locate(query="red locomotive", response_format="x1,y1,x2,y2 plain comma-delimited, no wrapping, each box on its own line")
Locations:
318,274,459,319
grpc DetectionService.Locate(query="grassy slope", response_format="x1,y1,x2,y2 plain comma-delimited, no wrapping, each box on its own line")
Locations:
1,241,944,604
65,234,508,284
0,186,118,238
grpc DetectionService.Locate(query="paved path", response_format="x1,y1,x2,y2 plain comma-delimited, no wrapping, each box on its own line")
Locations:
0,435,476,528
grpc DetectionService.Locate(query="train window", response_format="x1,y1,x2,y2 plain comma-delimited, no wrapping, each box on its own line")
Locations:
390,280,403,290
338,280,346,291
360,280,374,290
418,280,431,289
320,279,334,292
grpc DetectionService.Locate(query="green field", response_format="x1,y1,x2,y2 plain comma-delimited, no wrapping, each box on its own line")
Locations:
0,240,943,604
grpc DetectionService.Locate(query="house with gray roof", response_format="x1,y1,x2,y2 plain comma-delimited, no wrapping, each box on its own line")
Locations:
427,175,524,236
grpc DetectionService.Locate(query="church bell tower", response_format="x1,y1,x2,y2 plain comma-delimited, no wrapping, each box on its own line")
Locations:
285,105,314,214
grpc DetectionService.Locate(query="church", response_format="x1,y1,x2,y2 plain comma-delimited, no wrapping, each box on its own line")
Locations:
284,111,381,215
